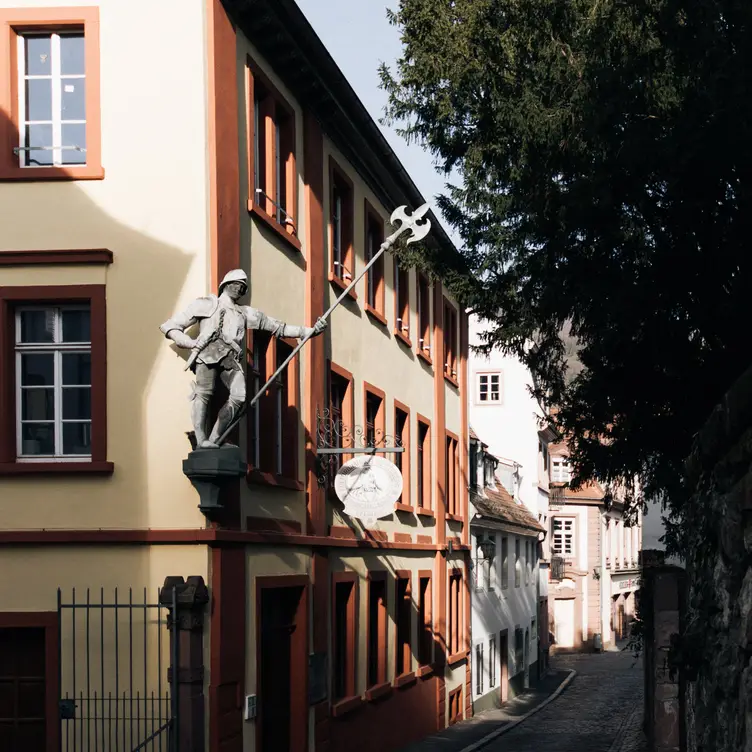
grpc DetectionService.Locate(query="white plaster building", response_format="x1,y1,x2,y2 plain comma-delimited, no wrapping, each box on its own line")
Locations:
468,430,545,713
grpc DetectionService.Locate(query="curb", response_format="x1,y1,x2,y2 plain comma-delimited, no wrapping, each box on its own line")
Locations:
457,669,578,752
606,700,641,752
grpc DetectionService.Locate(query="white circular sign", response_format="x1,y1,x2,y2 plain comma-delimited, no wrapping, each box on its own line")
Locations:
334,455,404,525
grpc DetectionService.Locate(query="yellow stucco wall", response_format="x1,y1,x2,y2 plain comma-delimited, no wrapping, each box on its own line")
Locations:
0,0,210,530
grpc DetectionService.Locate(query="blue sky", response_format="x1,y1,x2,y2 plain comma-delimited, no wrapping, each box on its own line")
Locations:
294,0,458,242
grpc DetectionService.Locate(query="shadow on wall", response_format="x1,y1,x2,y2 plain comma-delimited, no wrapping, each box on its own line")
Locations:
0,105,196,533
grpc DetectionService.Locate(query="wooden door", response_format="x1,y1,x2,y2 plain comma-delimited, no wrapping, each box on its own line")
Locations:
258,585,307,752
0,627,46,751
499,633,508,704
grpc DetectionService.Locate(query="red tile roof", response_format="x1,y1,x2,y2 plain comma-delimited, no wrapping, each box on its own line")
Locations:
470,483,545,534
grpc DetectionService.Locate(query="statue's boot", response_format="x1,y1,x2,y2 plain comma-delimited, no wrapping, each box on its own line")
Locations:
205,400,240,448
191,396,210,448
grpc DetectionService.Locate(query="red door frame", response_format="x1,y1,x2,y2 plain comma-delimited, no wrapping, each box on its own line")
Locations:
0,611,59,752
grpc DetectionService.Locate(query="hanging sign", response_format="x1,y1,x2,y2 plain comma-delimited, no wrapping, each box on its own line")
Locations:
334,455,403,525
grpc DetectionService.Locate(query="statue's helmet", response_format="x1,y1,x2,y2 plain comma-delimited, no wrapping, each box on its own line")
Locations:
218,268,248,295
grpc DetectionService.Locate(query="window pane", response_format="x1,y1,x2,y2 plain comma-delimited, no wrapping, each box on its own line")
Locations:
25,78,52,121
63,387,91,419
21,423,55,455
25,124,53,166
63,422,91,455
60,33,85,75
61,123,86,165
62,353,91,385
21,354,54,386
19,310,55,343
62,309,90,342
61,78,86,120
21,388,54,421
24,35,52,76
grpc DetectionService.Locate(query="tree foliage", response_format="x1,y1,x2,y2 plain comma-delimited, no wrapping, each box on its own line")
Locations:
381,0,752,549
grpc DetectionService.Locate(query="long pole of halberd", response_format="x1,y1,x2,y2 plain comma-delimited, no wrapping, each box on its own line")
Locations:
216,230,400,446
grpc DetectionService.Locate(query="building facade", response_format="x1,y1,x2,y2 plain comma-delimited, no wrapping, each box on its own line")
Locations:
468,315,556,675
547,445,642,652
468,431,545,714
0,1,471,751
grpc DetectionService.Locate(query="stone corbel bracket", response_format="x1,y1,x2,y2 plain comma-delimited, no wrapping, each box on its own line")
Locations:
182,446,246,520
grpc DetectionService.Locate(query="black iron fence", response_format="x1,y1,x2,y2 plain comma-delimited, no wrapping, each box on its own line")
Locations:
57,587,177,752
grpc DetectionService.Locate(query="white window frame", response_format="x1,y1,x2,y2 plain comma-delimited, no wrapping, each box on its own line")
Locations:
475,641,484,696
15,305,91,461
18,31,87,168
475,371,501,405
552,517,575,558
488,635,497,688
551,457,572,483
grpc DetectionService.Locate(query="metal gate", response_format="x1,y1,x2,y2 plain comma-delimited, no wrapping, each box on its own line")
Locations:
57,587,178,751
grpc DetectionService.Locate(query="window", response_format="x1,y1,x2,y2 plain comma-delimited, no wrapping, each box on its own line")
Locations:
0,7,102,180
394,403,410,507
476,372,501,404
501,536,509,590
332,575,357,700
475,642,484,695
448,686,463,725
0,285,109,471
448,571,462,657
552,518,575,558
417,274,431,359
524,540,530,585
469,441,478,489
551,457,571,483
418,573,432,666
365,202,385,319
249,333,299,480
417,417,431,511
248,61,297,238
443,300,458,381
330,160,354,289
394,259,410,341
514,538,521,588
364,384,384,451
514,628,523,677
396,573,412,677
539,441,549,472
14,304,91,459
474,532,493,592
445,432,460,517
489,636,497,688
367,575,387,688
484,455,496,487
328,363,353,483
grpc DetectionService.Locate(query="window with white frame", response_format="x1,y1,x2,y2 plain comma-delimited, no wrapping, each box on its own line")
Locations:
476,372,501,404
551,457,572,483
552,518,575,558
488,635,497,688
475,642,484,695
18,31,87,167
15,305,91,459
474,532,494,591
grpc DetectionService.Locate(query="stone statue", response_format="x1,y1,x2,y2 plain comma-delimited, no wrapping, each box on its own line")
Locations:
160,268,326,449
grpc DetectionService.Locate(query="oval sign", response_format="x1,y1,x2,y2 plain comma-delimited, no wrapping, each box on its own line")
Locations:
334,455,404,525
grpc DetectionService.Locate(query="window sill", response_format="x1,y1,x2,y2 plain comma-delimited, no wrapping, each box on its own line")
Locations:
0,164,105,182
416,507,435,518
331,695,363,718
364,682,392,702
394,502,414,513
417,350,433,368
0,461,114,476
365,304,388,327
394,329,412,348
447,650,469,667
446,513,464,525
444,372,460,389
329,272,357,300
246,467,304,491
393,671,416,689
249,201,302,253
416,665,434,679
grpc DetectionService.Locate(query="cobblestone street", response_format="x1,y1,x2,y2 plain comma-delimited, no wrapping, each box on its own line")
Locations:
483,649,646,752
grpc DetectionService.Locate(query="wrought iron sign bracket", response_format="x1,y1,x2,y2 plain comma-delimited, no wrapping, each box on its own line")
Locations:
315,408,404,488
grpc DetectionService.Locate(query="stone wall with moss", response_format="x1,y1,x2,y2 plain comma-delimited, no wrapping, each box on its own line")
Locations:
679,365,752,751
